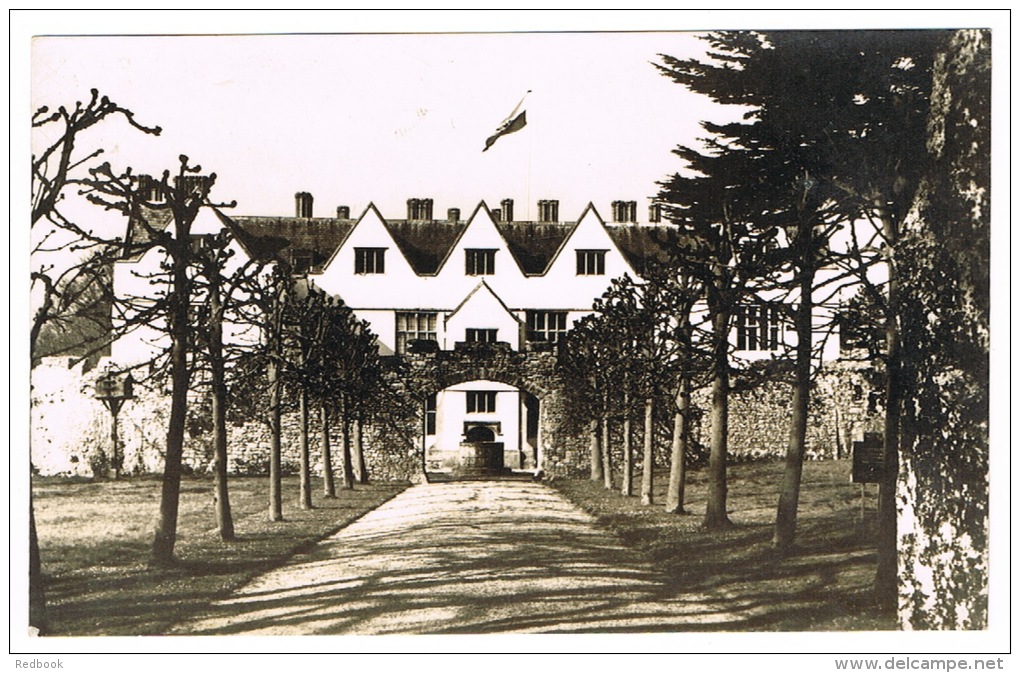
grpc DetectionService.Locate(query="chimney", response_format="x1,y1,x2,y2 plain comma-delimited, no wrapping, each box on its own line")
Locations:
538,199,559,223
447,207,461,223
175,175,214,200
336,205,350,219
649,203,662,223
407,198,434,221
136,174,165,203
295,192,314,218
612,200,637,223
491,207,502,222
501,198,514,223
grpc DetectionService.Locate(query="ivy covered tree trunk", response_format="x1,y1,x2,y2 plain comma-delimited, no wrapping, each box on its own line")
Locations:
640,397,655,505
897,29,990,630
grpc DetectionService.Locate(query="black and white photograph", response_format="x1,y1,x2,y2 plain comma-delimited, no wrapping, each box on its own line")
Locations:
13,9,1006,667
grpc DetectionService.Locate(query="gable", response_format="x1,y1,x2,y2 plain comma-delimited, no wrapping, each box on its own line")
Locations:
545,203,636,278
425,202,522,280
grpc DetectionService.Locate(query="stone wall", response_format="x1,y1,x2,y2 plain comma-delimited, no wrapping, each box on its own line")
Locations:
689,359,885,461
31,353,884,481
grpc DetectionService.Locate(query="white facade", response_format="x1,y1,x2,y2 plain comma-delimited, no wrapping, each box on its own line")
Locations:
107,194,851,474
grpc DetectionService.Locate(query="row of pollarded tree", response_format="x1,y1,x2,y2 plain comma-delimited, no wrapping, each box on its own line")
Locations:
557,29,990,627
30,98,397,634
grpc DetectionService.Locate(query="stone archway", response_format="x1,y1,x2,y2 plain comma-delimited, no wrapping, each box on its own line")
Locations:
393,348,565,479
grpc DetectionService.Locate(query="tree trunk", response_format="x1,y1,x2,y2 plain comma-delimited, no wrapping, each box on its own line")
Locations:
601,415,613,490
321,403,336,498
267,359,283,522
641,397,655,505
703,302,733,530
29,495,47,634
152,252,191,566
773,267,815,551
875,206,901,610
665,376,690,514
896,30,990,628
621,393,633,496
298,388,313,510
209,281,234,541
267,282,284,522
353,417,368,484
588,418,603,481
340,397,355,490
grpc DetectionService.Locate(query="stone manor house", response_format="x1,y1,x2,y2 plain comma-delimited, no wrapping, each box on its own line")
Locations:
31,190,883,481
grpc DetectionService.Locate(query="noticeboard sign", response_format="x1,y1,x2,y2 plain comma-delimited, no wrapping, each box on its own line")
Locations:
852,432,885,484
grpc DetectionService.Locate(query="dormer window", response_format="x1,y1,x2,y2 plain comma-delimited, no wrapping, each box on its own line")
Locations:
355,248,386,274
576,250,606,275
291,250,314,274
465,249,496,275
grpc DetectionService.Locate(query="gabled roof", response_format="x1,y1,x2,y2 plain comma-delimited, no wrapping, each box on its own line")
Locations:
204,201,678,278
385,219,468,275
227,215,356,272
606,224,680,276
496,221,578,275
122,205,173,262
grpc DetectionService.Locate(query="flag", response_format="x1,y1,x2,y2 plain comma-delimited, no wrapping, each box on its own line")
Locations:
483,90,530,152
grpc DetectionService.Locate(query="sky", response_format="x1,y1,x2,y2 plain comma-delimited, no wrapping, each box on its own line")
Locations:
30,30,724,223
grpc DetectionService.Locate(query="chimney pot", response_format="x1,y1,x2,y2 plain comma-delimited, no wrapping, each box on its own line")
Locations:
538,199,559,223
295,192,314,218
407,197,433,221
448,207,460,222
501,198,514,222
336,205,350,219
649,203,662,223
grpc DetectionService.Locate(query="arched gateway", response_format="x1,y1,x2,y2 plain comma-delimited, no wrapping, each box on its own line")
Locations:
386,346,576,481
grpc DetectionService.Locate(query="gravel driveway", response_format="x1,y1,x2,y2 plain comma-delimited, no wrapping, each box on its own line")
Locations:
179,480,718,635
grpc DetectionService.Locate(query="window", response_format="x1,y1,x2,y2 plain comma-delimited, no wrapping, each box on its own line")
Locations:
576,250,606,275
396,312,437,354
465,249,497,275
466,391,497,414
526,311,568,343
355,248,386,274
735,304,784,351
466,328,498,344
425,394,437,435
291,250,314,274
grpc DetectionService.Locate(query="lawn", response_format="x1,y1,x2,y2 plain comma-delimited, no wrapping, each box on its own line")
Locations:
32,459,892,635
31,475,408,636
551,458,895,631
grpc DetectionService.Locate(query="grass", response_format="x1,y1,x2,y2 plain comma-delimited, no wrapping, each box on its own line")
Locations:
32,459,893,635
32,475,409,636
551,458,895,631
